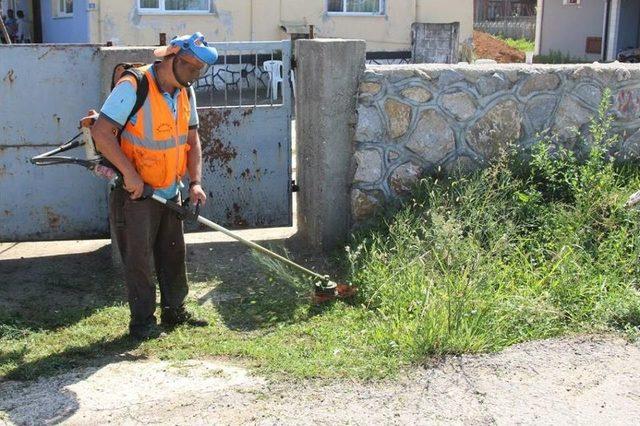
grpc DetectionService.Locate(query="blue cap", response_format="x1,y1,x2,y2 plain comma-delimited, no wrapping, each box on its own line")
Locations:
155,32,218,66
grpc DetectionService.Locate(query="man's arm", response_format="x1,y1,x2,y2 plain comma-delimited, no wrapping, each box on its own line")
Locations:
91,117,144,199
186,128,202,183
91,80,145,198
186,128,207,205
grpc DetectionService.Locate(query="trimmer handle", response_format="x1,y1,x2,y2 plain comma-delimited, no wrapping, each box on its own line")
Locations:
116,178,198,221
144,185,201,222
142,184,155,199
111,174,154,200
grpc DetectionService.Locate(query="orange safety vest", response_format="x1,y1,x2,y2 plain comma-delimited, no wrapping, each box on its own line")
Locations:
118,65,191,189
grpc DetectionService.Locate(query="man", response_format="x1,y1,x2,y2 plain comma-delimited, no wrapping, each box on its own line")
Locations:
91,33,217,340
15,10,30,43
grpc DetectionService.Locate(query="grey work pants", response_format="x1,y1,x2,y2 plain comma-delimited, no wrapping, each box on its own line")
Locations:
109,187,188,330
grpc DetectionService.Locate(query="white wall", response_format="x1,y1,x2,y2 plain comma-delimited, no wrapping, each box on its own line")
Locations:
536,0,606,61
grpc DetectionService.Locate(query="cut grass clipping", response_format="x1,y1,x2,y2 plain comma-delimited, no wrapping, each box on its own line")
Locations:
1,91,639,381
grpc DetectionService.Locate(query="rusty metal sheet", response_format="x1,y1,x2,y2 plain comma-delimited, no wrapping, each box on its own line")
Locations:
1,45,107,241
195,106,291,229
0,45,102,147
0,147,109,241
0,42,292,241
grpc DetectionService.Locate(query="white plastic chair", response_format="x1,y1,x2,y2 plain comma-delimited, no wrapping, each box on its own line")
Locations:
290,69,296,100
263,60,283,101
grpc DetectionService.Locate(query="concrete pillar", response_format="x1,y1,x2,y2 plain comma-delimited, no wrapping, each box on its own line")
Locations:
294,39,366,251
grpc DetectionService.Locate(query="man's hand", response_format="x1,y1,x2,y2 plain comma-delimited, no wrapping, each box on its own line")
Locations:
124,172,145,199
189,184,207,206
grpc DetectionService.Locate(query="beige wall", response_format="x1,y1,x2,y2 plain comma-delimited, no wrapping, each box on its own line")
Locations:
92,1,251,46
536,0,605,61
416,0,473,41
89,0,472,51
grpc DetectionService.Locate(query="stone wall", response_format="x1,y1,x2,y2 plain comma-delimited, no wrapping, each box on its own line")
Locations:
351,63,640,222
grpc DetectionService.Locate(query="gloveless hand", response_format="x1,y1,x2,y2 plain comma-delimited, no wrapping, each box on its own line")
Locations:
190,184,207,206
124,172,145,199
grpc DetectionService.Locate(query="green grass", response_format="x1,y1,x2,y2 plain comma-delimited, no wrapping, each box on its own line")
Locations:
495,36,535,53
534,50,590,64
1,92,639,382
0,299,397,381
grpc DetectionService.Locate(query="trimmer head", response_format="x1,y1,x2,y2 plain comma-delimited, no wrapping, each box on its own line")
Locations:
312,280,358,304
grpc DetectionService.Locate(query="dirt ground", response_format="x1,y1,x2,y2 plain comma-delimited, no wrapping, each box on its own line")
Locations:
0,335,638,425
474,30,525,63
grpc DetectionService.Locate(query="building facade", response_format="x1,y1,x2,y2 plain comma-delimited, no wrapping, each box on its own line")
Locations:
6,0,472,52
535,0,640,61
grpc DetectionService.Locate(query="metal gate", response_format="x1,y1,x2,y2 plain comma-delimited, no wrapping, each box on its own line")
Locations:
192,40,293,230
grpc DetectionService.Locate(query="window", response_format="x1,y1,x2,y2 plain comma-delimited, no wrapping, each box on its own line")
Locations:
57,0,73,17
138,0,210,13
327,0,384,15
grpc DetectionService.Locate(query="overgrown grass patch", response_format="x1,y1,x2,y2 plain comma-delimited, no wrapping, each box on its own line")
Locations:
1,93,639,381
345,92,640,362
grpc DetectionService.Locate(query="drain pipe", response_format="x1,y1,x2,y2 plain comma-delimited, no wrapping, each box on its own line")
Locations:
603,0,611,61
250,0,254,41
535,0,544,55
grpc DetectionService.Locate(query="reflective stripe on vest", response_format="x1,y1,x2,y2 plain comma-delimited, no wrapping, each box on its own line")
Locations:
119,66,191,189
120,130,188,151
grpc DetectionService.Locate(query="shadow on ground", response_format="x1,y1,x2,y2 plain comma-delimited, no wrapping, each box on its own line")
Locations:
190,235,340,331
0,245,125,331
0,351,146,425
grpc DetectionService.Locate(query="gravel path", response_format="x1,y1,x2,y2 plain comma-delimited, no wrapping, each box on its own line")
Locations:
2,334,639,425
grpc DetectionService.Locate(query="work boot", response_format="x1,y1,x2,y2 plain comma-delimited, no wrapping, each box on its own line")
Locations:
129,323,165,341
161,307,209,328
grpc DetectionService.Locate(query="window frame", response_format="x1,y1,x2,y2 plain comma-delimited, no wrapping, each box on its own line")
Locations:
325,0,386,16
137,0,212,15
55,0,74,18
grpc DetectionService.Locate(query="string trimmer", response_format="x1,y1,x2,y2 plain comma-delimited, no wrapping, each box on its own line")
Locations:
31,119,356,304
